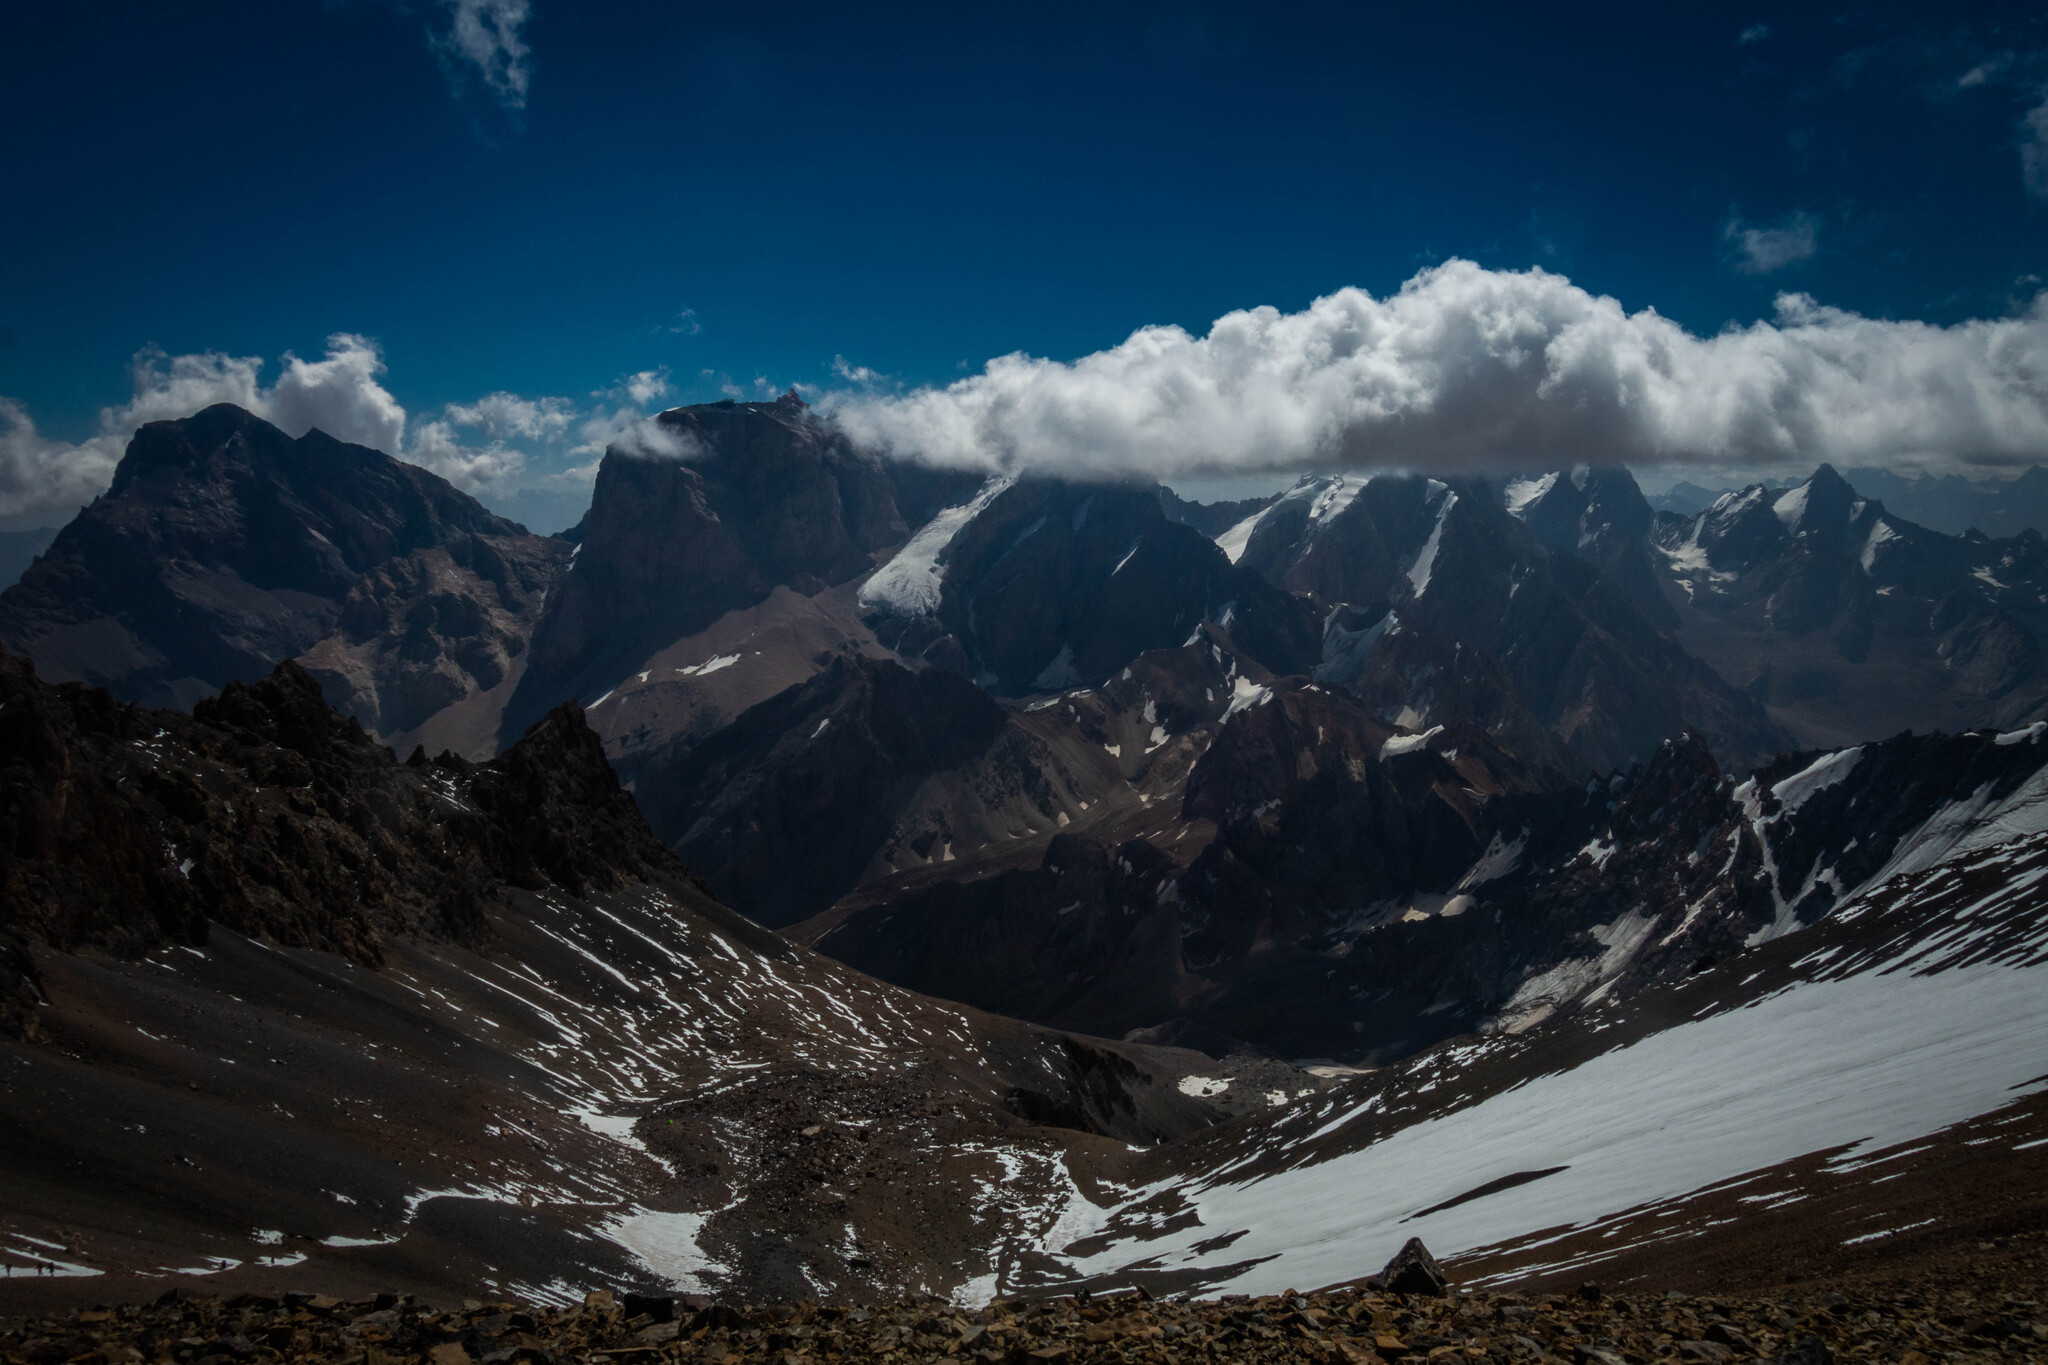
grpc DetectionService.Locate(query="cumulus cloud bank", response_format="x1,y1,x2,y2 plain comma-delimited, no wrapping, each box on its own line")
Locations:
826,260,2048,482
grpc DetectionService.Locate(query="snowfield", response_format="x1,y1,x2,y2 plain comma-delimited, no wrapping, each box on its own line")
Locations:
1043,824,2048,1297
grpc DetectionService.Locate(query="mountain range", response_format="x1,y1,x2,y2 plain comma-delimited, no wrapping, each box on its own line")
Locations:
3,399,2046,1305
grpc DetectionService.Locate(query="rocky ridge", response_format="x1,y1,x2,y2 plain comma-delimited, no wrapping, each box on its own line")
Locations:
804,706,2048,1065
1650,464,2048,748
1227,471,1782,775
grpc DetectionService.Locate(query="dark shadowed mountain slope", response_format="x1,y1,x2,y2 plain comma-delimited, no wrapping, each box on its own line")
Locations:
863,477,1320,694
633,656,1013,929
508,392,980,739
0,527,56,591
800,681,1568,1058
1158,486,1281,538
1837,463,2048,539
0,648,698,1028
1221,471,1781,774
0,646,1306,1302
0,404,567,737
804,694,2048,1067
630,639,1271,930
1653,464,2048,746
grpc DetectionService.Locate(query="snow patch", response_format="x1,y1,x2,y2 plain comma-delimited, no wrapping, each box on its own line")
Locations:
1405,491,1457,597
1065,957,2048,1297
1773,482,1810,527
1033,645,1083,691
677,654,740,678
860,476,1014,616
606,1208,730,1293
1214,510,1266,564
1771,747,1863,815
1379,725,1443,759
1503,474,1557,519
1223,676,1272,719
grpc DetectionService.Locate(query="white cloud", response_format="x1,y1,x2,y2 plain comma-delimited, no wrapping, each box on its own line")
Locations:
0,333,702,526
0,337,408,528
832,355,884,385
1723,211,1820,274
436,0,531,111
568,403,698,465
407,418,527,491
444,390,574,442
826,259,2048,480
265,333,409,455
2023,96,2048,200
666,308,702,336
589,368,674,408
1738,23,1770,45
0,399,126,527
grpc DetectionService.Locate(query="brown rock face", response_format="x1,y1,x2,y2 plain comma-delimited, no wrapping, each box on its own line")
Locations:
0,403,569,736
513,400,948,733
297,531,572,741
632,655,1015,928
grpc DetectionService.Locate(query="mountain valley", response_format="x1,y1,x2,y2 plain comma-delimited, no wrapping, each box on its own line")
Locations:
4,399,2048,1316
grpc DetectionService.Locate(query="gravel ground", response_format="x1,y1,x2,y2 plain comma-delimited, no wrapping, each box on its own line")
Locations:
6,1229,2044,1365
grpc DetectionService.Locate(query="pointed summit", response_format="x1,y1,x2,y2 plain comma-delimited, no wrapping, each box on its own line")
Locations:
777,386,808,409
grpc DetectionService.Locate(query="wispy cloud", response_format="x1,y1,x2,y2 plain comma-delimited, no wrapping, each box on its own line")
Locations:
428,0,532,114
832,355,885,386
1738,23,1770,46
2024,95,2048,200
1723,210,1820,274
443,391,574,442
826,259,2048,481
665,308,702,336
593,368,674,408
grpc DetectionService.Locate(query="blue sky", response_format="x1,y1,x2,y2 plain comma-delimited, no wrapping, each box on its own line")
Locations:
3,1,2046,529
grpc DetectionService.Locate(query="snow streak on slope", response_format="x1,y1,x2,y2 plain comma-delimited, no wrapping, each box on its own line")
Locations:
861,477,1015,616
1044,823,2048,1297
1214,512,1264,564
1406,485,1456,597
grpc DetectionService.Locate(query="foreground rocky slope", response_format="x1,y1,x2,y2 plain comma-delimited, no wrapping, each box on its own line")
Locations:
6,1234,2046,1360
4,620,2048,1313
0,648,1298,1304
0,405,569,743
